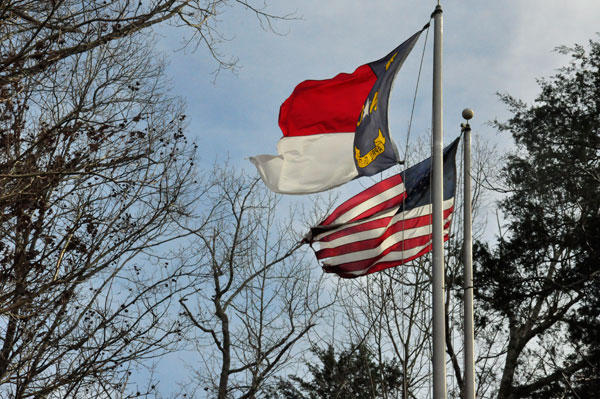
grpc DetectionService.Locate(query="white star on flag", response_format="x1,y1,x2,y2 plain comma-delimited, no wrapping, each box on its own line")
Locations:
362,97,371,120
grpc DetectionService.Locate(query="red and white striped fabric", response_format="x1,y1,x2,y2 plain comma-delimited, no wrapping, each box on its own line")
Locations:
307,138,460,278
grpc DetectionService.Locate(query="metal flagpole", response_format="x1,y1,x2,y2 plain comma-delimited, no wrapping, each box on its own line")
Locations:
461,109,475,399
431,3,446,398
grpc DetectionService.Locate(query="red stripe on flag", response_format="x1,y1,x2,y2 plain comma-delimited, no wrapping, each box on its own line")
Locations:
323,233,450,278
323,234,435,273
315,213,438,258
278,64,377,137
317,204,453,248
364,244,434,275
316,216,451,261
320,174,405,226
328,245,432,278
316,216,393,243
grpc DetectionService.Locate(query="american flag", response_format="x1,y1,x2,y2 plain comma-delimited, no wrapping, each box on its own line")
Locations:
307,138,460,278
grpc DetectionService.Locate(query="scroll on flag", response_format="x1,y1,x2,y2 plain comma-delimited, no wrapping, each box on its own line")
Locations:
250,26,428,194
306,138,460,278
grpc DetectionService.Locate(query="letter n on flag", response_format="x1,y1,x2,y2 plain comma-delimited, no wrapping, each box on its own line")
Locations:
306,138,460,278
250,26,427,194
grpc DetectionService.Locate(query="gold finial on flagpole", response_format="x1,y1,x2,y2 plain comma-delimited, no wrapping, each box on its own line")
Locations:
462,108,474,121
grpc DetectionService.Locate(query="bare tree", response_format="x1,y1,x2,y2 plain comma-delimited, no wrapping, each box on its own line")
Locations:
333,263,433,399
0,0,293,87
176,166,333,399
0,1,293,398
0,27,200,399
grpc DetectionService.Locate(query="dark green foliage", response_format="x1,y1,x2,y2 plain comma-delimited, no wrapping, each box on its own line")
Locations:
266,344,403,399
474,37,600,398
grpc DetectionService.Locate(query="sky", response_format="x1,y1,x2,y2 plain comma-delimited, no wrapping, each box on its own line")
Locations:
153,0,600,245
146,0,600,394
158,0,600,173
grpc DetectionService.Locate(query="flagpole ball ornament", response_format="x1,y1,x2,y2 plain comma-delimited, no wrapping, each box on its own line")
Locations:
462,108,474,120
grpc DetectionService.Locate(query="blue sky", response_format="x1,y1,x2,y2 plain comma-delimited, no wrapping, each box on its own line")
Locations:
146,0,600,393
153,0,600,246
157,0,600,175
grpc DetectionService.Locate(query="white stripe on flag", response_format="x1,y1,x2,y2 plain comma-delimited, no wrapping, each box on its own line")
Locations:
318,201,454,266
342,240,434,277
312,207,397,242
249,132,358,194
329,182,406,225
317,198,454,246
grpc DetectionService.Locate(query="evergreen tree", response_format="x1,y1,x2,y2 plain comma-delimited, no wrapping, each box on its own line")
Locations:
267,344,403,399
474,37,600,398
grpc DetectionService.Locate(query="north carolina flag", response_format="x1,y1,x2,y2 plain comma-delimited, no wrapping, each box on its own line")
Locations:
306,138,459,278
250,27,427,194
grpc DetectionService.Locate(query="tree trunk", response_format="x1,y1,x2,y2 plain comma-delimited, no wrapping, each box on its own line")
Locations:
216,301,231,399
497,317,521,399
